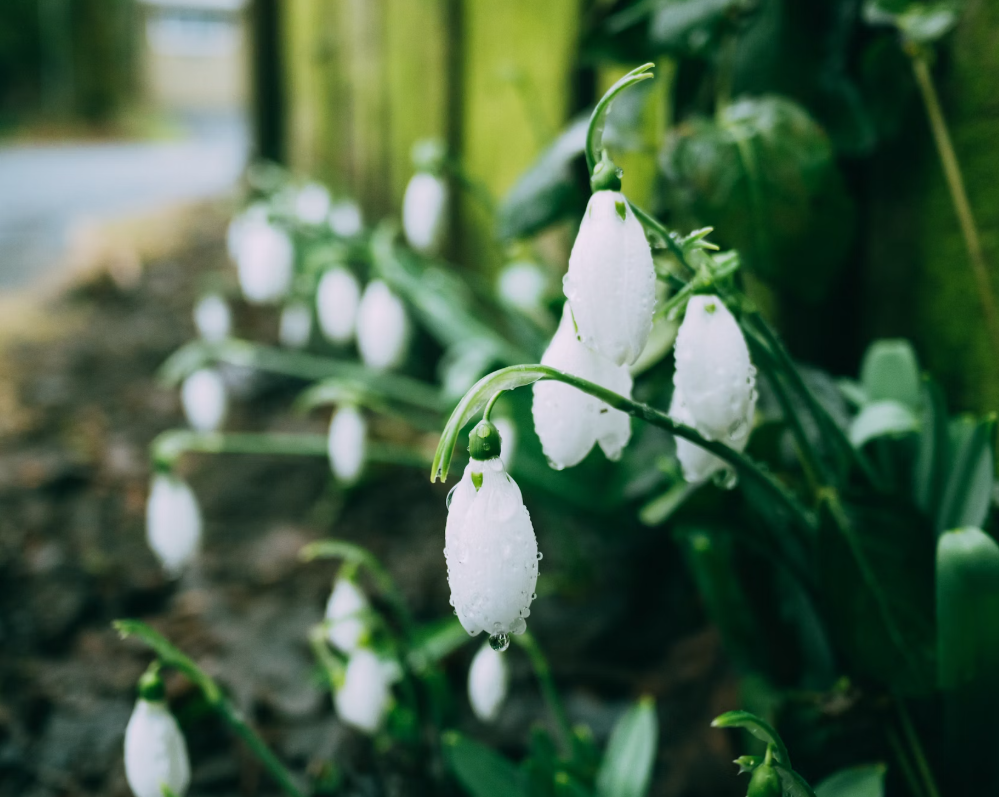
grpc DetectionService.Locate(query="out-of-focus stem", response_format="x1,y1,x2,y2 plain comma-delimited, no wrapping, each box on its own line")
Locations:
514,632,572,754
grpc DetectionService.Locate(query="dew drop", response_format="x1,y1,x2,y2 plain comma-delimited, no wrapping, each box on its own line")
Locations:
536,552,544,561
446,483,459,509
712,467,738,490
488,633,510,652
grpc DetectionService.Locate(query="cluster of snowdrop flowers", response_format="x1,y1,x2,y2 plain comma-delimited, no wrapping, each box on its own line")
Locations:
445,420,539,651
328,405,367,484
467,641,509,722
124,670,190,797
228,207,294,305
146,473,202,576
316,266,361,345
181,367,228,432
356,280,411,371
193,293,231,343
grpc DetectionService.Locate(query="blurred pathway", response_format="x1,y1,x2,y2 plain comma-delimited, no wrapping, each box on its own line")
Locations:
0,113,248,289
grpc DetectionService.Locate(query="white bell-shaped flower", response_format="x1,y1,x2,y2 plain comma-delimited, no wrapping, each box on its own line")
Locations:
328,406,366,484
316,267,361,344
124,698,191,797
226,203,267,262
325,578,369,653
563,190,655,366
181,367,228,433
334,649,398,734
356,280,410,370
328,200,363,238
532,303,632,470
295,182,332,225
234,220,294,305
445,445,538,640
193,293,231,343
279,301,312,349
468,641,509,723
146,474,202,576
497,261,547,313
402,172,448,255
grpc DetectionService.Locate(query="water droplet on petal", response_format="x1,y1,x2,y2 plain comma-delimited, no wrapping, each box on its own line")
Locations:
446,483,458,509
488,633,510,652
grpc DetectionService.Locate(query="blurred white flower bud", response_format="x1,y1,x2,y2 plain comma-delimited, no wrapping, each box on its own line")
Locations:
497,261,547,314
356,280,410,371
445,457,538,641
532,303,632,470
295,182,332,225
181,367,228,433
325,578,369,654
335,649,397,734
563,190,655,366
234,220,294,305
226,203,267,262
316,267,361,345
402,173,448,255
328,406,366,484
492,416,517,468
328,200,364,238
279,301,312,349
124,698,190,797
193,293,231,343
146,474,202,576
468,641,509,723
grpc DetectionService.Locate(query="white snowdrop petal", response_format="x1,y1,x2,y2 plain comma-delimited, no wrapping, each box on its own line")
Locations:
532,304,632,470
181,368,228,433
444,459,538,637
497,261,547,312
325,579,369,653
335,649,393,734
468,642,509,723
124,699,191,797
316,267,361,344
146,474,202,576
193,294,231,343
669,388,728,483
235,221,294,305
356,280,410,371
402,173,448,255
295,183,332,225
492,417,517,468
563,191,656,366
328,200,363,237
328,406,367,484
226,203,267,262
279,302,313,348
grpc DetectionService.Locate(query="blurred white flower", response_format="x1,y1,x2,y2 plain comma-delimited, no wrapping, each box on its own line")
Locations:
328,200,364,237
193,293,231,343
295,182,332,225
328,406,367,484
492,416,517,468
532,303,632,470
226,203,267,262
445,457,538,638
124,698,190,797
335,649,398,734
563,190,655,366
325,578,369,653
497,261,547,314
316,267,361,345
181,367,228,433
402,172,448,255
234,220,294,305
146,474,202,576
279,301,312,349
356,280,410,371
468,641,509,723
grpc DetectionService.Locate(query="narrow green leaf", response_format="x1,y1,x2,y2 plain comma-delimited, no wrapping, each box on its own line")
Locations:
584,63,655,173
710,711,790,767
596,696,658,797
406,618,470,673
638,482,697,526
774,763,818,797
848,400,919,448
914,379,948,519
936,416,996,535
443,731,528,797
815,764,886,797
859,339,921,411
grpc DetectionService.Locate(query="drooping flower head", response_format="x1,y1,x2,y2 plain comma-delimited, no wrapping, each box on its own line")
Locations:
193,293,231,343
402,140,448,255
328,405,367,485
356,280,410,371
497,260,548,314
468,641,509,723
334,649,399,734
279,301,312,349
146,473,202,576
316,266,361,345
181,367,228,433
124,671,190,797
233,217,294,305
328,200,364,238
324,576,369,654
295,182,332,225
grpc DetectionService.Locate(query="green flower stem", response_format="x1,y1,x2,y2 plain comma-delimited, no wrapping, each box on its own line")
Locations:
627,201,694,271
910,50,999,361
886,725,928,797
513,632,573,755
585,63,655,173
114,620,306,797
895,697,942,797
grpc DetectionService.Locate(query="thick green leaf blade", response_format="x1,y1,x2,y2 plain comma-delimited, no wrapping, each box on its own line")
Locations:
914,378,948,519
710,711,789,767
815,764,886,797
936,416,996,535
774,764,818,797
848,400,919,447
596,696,658,797
443,731,528,797
859,339,921,410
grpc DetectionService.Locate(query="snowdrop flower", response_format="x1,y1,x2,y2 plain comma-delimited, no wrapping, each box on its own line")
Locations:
279,301,312,348
492,416,517,468
124,678,190,797
328,405,367,484
497,261,547,313
328,200,363,237
234,219,294,305
532,303,632,470
295,182,331,225
402,172,448,255
356,280,410,370
146,473,202,576
445,421,538,645
193,293,231,342
316,267,361,344
181,367,228,432
226,203,267,262
325,578,369,653
563,189,655,366
335,649,398,734
468,641,509,723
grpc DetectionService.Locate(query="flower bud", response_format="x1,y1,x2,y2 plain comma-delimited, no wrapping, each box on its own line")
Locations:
328,406,366,484
325,578,369,654
328,200,364,238
146,474,202,576
124,698,191,797
532,303,632,470
445,458,538,641
497,261,547,314
563,190,655,366
335,649,397,734
402,172,448,255
181,367,228,433
468,641,509,723
193,293,231,343
234,219,294,305
356,280,410,371
279,301,312,349
226,203,266,262
747,763,782,797
316,267,361,345
295,182,331,225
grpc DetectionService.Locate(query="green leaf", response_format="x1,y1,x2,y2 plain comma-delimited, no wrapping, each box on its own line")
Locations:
936,416,995,535
710,711,790,767
859,339,921,410
863,0,964,44
914,378,948,519
815,764,886,797
848,400,919,448
584,62,655,173
774,764,818,797
596,696,658,797
406,618,471,673
649,0,738,54
443,732,528,797
638,482,697,526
